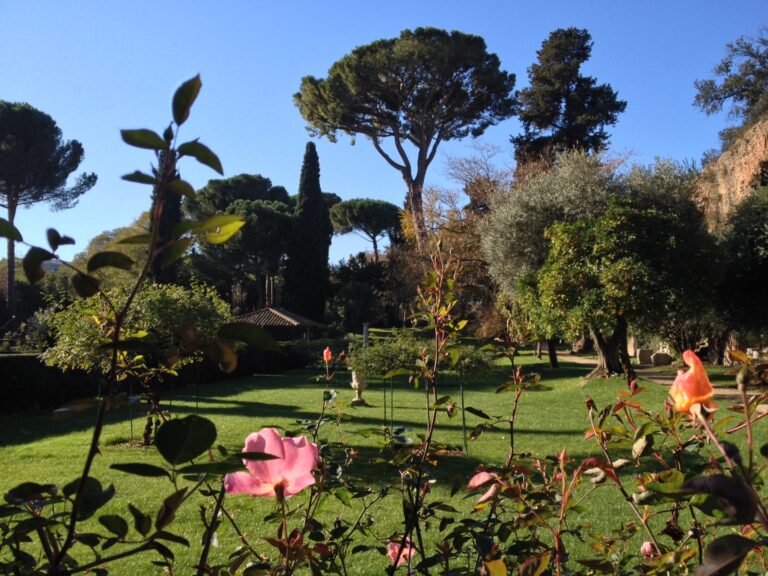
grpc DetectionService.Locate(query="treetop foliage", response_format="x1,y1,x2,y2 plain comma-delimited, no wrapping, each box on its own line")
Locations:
512,27,626,163
0,101,97,211
295,27,516,146
694,26,768,131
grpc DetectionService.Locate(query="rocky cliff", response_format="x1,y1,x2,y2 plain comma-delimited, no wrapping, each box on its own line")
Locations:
694,119,768,232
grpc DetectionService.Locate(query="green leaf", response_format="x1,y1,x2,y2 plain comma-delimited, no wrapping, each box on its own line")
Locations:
155,488,187,530
203,218,245,244
177,460,245,476
110,463,169,478
99,515,129,539
632,434,654,459
23,247,54,283
333,488,352,507
240,452,279,461
155,415,217,466
4,482,56,504
178,140,223,174
117,233,153,245
0,217,22,242
383,367,412,379
122,171,156,185
87,251,134,273
121,129,169,151
166,179,196,198
71,272,100,298
172,75,202,126
695,535,755,576
217,322,281,352
159,237,193,268
149,539,175,561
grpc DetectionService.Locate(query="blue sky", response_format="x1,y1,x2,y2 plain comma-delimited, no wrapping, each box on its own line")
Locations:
1,1,765,264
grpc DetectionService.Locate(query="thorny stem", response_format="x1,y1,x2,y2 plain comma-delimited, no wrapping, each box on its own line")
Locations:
740,386,754,473
588,406,662,553
505,387,523,469
196,482,227,576
52,150,176,571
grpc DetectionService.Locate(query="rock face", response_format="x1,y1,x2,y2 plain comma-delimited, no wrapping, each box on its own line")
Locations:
694,120,768,232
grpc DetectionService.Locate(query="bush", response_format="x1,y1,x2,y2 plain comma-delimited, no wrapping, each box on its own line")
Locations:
43,282,232,374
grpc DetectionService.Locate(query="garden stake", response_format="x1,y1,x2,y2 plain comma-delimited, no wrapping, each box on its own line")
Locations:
461,382,468,455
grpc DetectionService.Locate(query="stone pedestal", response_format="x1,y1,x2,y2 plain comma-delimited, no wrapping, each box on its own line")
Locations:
350,371,368,406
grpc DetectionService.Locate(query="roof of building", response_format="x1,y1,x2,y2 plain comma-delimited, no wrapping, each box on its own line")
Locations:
236,307,327,329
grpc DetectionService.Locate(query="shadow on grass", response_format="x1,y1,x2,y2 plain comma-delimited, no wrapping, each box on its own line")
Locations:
0,362,592,449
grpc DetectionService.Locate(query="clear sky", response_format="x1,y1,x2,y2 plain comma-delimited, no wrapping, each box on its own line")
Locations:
1,1,765,264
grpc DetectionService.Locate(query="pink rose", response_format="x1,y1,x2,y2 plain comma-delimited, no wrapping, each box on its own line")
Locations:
224,428,318,499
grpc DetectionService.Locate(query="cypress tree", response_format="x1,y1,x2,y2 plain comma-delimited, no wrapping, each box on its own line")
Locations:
283,142,332,321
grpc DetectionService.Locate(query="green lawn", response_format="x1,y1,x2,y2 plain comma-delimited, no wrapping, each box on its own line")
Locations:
0,351,761,574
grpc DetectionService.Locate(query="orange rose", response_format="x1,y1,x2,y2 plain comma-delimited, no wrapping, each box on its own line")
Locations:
669,350,715,413
323,346,332,366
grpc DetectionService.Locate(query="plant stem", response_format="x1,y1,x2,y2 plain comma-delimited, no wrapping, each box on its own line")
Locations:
197,482,226,576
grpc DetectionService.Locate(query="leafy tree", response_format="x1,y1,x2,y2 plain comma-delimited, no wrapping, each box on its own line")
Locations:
481,151,617,297
329,252,388,331
720,186,768,332
330,199,400,262
43,282,232,375
0,101,97,321
694,27,768,147
512,28,626,163
185,173,290,216
528,199,713,378
295,27,516,250
283,142,332,321
184,174,292,310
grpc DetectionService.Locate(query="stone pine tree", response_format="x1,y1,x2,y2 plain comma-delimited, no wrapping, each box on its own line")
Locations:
283,142,332,321
295,27,516,252
0,101,97,323
512,28,626,164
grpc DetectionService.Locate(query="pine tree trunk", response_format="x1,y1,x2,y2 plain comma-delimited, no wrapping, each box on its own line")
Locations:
6,202,17,327
406,181,428,253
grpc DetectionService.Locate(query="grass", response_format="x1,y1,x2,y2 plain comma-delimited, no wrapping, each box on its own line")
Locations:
0,350,764,574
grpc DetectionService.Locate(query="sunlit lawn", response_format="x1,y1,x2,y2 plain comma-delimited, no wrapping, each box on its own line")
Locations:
0,351,762,574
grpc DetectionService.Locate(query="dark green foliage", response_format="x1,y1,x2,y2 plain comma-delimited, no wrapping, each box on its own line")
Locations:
694,27,768,148
184,174,292,311
329,252,388,332
295,27,515,247
330,199,400,262
720,186,768,331
283,142,332,321
512,28,626,163
0,102,97,321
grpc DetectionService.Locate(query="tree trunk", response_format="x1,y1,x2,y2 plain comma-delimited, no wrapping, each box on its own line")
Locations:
406,181,428,253
615,315,636,383
372,235,379,263
571,331,594,354
6,202,17,327
589,325,623,378
588,317,635,382
547,338,559,368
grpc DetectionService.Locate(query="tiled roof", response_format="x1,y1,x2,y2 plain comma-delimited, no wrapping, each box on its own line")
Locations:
236,307,326,329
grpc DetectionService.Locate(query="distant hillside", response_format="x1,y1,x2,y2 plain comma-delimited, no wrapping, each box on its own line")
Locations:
694,119,768,232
